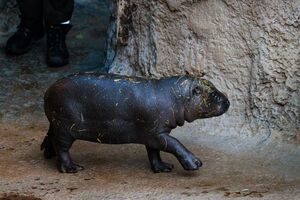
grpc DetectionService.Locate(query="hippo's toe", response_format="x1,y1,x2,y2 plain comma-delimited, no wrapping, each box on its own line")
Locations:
181,156,202,171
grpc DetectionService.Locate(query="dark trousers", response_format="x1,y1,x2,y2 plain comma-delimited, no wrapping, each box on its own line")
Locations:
17,0,74,28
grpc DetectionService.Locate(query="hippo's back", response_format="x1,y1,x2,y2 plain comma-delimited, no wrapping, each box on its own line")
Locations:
44,73,157,126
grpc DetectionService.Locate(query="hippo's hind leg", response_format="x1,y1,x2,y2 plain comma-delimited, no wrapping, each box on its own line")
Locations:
146,146,174,173
41,124,56,159
53,123,84,173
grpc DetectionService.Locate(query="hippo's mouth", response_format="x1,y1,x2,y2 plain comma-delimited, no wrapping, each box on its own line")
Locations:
200,99,230,118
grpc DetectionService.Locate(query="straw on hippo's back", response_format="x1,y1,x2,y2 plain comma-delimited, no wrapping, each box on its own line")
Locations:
41,72,230,173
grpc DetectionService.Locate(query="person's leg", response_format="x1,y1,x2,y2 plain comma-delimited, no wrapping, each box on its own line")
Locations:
5,0,44,55
18,0,44,32
44,0,74,67
44,0,74,25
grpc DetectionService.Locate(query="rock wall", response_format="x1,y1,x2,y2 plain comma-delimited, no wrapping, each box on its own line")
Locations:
107,0,300,144
0,0,299,144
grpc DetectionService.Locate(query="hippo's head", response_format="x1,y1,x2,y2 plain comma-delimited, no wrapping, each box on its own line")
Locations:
182,77,230,122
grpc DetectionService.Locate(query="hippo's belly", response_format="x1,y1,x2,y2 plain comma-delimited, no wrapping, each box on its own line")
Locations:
69,118,140,144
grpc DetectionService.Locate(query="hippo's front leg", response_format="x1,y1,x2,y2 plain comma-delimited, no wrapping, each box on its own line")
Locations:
146,133,202,171
146,146,174,173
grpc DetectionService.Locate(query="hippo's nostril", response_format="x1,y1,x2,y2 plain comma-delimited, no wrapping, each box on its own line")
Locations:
213,95,216,101
215,94,222,102
210,92,219,102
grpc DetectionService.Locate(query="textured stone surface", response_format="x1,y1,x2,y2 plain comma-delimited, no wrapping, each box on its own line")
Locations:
108,0,300,144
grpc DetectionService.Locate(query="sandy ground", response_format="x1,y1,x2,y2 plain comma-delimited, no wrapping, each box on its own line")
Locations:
0,0,299,200
0,123,299,200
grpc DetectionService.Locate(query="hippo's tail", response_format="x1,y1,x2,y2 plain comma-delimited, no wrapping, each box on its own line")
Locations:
41,125,56,159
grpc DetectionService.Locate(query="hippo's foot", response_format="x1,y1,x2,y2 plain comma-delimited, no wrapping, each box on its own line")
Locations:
151,161,174,173
58,161,84,173
57,150,84,173
146,146,173,173
180,155,202,171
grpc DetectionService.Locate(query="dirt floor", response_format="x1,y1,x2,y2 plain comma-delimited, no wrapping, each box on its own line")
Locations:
0,123,299,200
0,0,299,200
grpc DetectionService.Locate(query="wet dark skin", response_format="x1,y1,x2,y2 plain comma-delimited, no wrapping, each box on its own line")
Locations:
41,72,230,173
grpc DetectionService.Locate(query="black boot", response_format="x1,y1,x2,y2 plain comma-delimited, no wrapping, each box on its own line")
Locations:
46,24,72,67
5,22,44,56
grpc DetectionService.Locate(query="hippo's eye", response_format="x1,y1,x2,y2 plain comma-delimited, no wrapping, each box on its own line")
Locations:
193,86,202,96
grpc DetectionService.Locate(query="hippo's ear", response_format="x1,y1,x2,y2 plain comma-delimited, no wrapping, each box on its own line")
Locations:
192,86,202,96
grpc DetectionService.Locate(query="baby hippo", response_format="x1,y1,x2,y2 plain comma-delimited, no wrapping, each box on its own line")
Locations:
41,72,230,173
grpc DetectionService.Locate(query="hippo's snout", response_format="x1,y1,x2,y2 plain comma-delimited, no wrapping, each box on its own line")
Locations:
209,91,230,116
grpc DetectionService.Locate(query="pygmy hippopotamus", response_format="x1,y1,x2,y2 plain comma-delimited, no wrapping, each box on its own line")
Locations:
41,72,230,173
